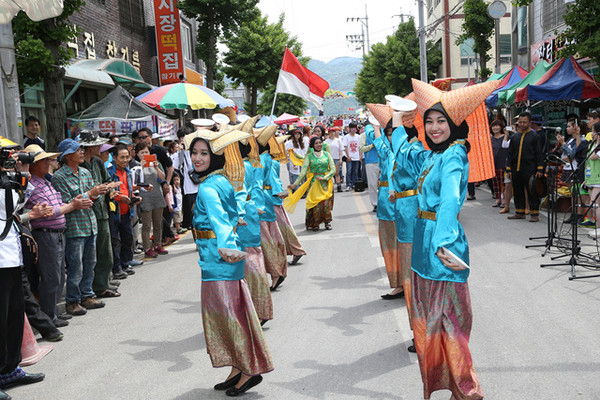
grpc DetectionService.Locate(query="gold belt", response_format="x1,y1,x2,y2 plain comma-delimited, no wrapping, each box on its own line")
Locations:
395,189,418,199
193,227,236,240
378,181,389,187
263,185,272,190
417,209,436,221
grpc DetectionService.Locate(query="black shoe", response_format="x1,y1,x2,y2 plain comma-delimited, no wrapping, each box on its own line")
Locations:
0,388,10,400
122,267,135,275
53,318,69,328
57,313,72,320
109,280,121,287
270,276,285,291
260,319,268,327
43,329,64,342
381,292,405,300
467,195,476,201
290,255,303,265
112,271,128,280
1,372,45,389
225,375,263,397
372,206,377,212
408,338,416,353
214,373,241,391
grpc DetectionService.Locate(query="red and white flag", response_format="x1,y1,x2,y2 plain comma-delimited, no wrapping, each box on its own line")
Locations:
275,48,329,110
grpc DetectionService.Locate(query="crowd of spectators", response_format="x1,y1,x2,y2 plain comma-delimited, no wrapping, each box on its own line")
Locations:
13,126,192,345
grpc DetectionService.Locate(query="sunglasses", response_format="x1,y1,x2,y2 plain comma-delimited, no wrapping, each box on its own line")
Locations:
138,135,149,140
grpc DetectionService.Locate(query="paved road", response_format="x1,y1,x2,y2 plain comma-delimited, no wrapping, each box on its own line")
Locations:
10,184,600,400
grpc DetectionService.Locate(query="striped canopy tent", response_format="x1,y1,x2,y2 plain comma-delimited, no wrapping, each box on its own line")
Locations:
514,56,600,103
497,60,553,106
485,66,528,107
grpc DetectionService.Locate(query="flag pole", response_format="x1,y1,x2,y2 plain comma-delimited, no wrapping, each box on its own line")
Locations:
270,47,288,119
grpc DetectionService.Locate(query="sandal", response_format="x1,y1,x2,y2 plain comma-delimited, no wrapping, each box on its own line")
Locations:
96,289,121,298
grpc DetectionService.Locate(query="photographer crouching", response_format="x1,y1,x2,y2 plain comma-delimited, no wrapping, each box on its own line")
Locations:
0,137,45,400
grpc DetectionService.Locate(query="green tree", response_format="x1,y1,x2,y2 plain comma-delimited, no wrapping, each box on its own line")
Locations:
456,0,494,80
559,0,600,66
177,0,258,89
257,85,306,116
354,19,442,104
12,0,85,150
222,12,303,115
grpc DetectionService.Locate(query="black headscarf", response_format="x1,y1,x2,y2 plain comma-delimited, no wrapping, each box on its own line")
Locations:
423,102,470,153
239,141,252,159
188,137,225,183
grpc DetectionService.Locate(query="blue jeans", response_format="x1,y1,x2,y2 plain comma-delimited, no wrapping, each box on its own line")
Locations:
346,160,361,188
65,234,97,304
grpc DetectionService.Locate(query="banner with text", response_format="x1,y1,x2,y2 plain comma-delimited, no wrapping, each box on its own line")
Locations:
154,0,184,85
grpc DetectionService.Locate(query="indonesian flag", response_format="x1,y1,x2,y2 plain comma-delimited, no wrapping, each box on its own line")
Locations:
275,48,329,110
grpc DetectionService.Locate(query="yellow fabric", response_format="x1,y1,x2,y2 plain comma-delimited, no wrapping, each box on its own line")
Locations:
248,136,262,168
288,149,304,166
223,143,245,191
284,173,333,213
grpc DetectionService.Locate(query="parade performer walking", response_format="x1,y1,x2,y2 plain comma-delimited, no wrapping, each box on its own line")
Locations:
392,78,498,400
285,137,335,231
269,135,306,265
233,120,273,326
186,128,273,397
254,125,288,291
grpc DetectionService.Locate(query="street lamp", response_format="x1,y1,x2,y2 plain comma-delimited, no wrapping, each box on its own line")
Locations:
488,0,507,74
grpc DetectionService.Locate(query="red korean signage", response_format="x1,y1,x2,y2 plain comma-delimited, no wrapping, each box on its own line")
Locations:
154,0,184,85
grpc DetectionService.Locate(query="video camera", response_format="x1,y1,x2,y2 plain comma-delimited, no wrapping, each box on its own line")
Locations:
0,147,35,190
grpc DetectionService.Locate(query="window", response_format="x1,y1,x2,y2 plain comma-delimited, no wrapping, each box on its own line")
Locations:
181,22,193,62
460,38,475,66
119,0,145,35
500,34,511,64
517,7,528,49
542,0,567,34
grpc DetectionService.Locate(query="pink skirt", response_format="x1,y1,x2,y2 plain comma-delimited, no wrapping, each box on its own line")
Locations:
274,205,306,257
244,246,274,321
259,220,287,280
201,279,274,376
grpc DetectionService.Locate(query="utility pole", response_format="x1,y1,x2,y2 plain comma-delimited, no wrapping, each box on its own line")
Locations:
346,4,370,55
417,0,428,82
0,24,22,144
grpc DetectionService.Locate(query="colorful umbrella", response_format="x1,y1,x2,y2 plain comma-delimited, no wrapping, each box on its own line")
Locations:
485,66,528,107
136,83,234,110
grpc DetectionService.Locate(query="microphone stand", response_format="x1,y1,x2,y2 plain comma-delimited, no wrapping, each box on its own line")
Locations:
526,158,569,255
541,141,600,280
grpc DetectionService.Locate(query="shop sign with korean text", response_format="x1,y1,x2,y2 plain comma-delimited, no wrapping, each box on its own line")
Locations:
154,0,184,85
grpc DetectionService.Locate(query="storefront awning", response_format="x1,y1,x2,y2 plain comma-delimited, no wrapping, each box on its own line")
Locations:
185,67,204,86
72,59,154,93
64,64,114,88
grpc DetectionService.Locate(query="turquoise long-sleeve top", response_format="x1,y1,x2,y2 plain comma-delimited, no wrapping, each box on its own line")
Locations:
392,126,470,283
389,127,423,243
365,125,394,221
258,152,276,222
193,172,245,281
269,158,285,206
235,160,262,248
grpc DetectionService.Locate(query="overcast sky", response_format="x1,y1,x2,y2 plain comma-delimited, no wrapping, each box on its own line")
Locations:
257,0,419,62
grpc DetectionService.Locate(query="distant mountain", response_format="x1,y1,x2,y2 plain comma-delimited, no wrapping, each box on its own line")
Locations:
308,57,363,91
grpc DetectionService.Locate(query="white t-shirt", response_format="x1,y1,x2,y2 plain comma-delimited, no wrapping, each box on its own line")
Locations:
285,140,307,175
0,190,23,269
326,137,343,160
173,185,183,212
343,134,361,161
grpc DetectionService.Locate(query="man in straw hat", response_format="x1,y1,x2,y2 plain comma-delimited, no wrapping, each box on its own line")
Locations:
25,144,96,326
52,139,108,316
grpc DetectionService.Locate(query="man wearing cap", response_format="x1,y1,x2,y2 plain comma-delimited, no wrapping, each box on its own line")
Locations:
530,114,548,157
80,131,124,299
52,139,108,315
25,144,95,325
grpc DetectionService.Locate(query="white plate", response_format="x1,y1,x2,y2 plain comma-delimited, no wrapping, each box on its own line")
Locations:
219,248,247,258
441,247,470,269
212,113,231,125
389,98,417,112
368,114,380,126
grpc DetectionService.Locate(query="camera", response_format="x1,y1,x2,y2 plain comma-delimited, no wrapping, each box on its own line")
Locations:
1,148,36,169
0,148,33,191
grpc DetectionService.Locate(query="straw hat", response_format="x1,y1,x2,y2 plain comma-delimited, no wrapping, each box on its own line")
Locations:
24,144,60,163
234,115,260,133
210,130,252,155
253,125,277,146
183,129,226,149
275,134,290,144
366,103,393,127
411,78,500,126
78,130,109,146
